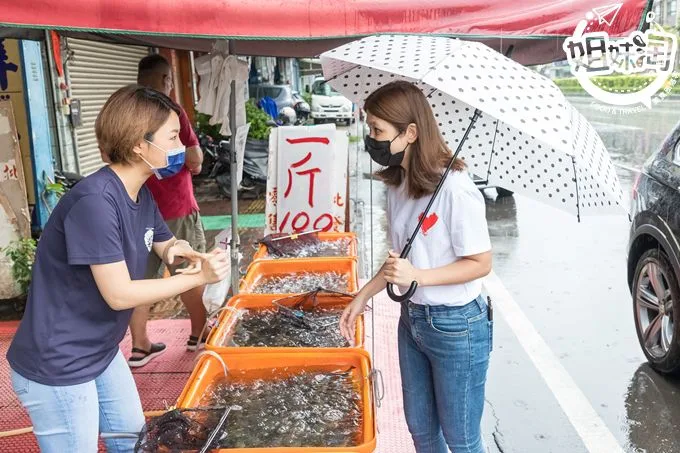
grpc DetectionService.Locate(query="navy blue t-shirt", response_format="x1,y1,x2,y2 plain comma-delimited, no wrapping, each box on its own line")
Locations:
7,166,173,386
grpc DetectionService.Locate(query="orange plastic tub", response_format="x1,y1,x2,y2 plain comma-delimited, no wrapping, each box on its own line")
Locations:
206,294,364,352
240,258,358,295
252,232,358,261
176,350,376,453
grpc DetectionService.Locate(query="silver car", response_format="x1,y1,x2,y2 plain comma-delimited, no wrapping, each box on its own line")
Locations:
249,84,295,112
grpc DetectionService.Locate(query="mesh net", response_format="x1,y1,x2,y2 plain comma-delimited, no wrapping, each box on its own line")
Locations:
257,232,321,258
271,290,342,331
133,407,232,453
220,290,355,348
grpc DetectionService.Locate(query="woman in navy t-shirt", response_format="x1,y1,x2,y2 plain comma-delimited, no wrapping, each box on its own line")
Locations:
7,85,230,453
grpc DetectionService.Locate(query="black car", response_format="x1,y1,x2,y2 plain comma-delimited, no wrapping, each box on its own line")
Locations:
628,124,680,374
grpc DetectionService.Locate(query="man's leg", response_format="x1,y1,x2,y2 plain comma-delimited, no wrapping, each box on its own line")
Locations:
183,212,209,350
182,286,208,348
127,252,166,367
129,305,151,350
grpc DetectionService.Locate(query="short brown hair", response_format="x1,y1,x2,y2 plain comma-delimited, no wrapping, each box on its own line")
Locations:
95,85,180,165
365,81,465,199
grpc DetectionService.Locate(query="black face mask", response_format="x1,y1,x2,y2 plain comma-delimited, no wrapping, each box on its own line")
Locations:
365,134,406,167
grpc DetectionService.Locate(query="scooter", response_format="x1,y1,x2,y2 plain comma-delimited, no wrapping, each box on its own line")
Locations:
54,169,83,190
293,100,310,125
291,91,310,125
211,139,267,200
197,131,218,178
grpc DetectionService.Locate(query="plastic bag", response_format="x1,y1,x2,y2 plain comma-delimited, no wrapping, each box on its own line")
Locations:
202,228,232,313
203,274,231,314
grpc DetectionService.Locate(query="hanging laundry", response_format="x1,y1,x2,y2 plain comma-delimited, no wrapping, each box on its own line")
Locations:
194,51,223,116
210,55,249,136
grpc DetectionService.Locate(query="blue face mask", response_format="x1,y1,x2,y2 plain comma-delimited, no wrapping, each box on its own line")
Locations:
142,140,186,180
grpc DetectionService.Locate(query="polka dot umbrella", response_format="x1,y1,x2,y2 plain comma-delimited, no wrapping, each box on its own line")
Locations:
320,34,627,219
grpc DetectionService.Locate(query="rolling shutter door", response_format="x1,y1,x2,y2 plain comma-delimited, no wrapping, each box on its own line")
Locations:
67,39,149,175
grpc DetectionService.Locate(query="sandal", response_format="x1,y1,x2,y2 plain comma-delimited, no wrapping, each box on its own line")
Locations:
127,343,167,368
186,334,209,352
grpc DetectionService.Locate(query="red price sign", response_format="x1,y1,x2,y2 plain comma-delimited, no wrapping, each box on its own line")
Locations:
265,125,348,235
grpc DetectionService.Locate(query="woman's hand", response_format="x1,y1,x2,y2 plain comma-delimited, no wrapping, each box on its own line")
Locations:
339,297,367,346
383,250,420,287
196,249,230,284
92,248,229,311
167,240,205,274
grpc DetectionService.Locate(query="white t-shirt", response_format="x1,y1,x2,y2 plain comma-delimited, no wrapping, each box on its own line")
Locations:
387,170,491,306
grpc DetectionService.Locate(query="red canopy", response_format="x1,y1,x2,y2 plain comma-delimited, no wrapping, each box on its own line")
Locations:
2,0,652,63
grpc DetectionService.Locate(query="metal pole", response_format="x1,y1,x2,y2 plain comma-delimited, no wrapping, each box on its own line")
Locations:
44,31,66,171
60,42,81,175
355,107,361,212
188,51,199,107
228,42,240,295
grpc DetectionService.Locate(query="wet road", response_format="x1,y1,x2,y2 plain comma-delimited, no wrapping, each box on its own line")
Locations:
347,97,680,453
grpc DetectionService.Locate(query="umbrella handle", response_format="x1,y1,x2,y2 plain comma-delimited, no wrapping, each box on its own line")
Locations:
386,240,417,302
387,281,417,302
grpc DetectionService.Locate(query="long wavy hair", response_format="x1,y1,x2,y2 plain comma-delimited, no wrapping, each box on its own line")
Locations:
364,81,465,199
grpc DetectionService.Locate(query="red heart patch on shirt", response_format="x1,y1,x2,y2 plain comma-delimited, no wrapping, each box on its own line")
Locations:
418,212,439,235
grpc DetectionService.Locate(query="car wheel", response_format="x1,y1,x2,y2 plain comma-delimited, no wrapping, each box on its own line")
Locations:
633,248,680,374
496,187,514,197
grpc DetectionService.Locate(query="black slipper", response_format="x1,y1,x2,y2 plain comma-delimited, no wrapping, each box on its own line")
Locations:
186,333,209,352
127,342,167,368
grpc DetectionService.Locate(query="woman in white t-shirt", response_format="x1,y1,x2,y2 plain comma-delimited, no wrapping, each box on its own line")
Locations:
340,81,493,453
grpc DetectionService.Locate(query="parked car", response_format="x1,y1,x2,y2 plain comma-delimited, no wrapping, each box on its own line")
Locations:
628,122,680,374
310,76,354,125
472,173,514,197
249,84,296,113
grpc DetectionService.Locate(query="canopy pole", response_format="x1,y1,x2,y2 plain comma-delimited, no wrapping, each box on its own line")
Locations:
189,51,199,106
228,40,240,294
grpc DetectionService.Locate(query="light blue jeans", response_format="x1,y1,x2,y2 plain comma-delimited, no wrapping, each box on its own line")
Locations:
399,295,492,453
11,350,145,453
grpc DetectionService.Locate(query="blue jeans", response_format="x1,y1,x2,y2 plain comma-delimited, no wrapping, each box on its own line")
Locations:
398,295,492,453
11,350,145,453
